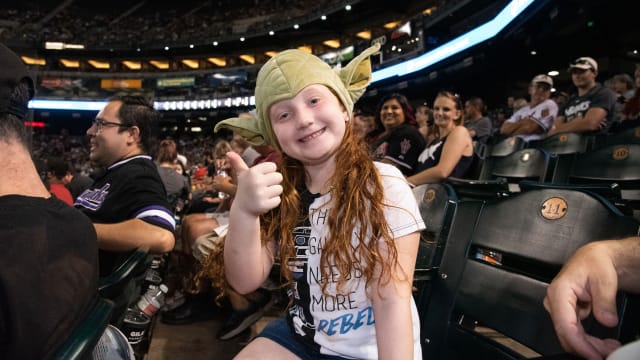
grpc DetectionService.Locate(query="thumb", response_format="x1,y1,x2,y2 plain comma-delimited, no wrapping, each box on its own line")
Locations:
590,276,619,328
226,151,249,173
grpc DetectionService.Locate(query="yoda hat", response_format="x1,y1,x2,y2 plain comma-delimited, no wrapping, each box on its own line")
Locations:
214,44,380,150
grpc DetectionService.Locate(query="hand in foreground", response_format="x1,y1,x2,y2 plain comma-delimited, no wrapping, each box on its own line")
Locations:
226,151,283,216
543,242,622,360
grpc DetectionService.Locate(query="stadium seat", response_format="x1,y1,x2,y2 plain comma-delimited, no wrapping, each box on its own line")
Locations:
595,125,640,148
569,143,640,219
52,297,114,360
448,148,550,199
412,183,458,344
99,250,150,325
421,185,640,360
476,136,527,180
530,133,592,183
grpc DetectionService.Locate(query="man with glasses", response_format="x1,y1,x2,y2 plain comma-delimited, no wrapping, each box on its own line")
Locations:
500,74,558,142
548,57,617,136
75,95,175,277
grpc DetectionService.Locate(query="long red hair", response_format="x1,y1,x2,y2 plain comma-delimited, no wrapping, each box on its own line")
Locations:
262,123,401,296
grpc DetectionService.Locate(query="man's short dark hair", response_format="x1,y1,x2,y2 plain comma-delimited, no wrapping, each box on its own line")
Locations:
110,95,159,154
0,80,32,146
46,157,70,179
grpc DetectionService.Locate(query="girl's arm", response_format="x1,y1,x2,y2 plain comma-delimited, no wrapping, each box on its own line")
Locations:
370,231,420,359
407,126,471,186
223,151,283,294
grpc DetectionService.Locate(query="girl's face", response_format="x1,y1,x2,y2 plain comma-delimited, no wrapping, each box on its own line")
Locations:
432,96,461,128
269,84,348,166
380,98,406,130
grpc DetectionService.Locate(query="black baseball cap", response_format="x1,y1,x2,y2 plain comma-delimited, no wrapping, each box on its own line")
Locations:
0,43,35,118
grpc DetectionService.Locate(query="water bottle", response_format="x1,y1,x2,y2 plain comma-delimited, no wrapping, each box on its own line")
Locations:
137,284,168,317
216,169,229,199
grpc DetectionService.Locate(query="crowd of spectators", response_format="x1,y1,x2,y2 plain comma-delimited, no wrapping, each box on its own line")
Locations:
0,0,343,49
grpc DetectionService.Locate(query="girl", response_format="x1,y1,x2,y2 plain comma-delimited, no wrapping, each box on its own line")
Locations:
215,44,424,359
407,91,475,186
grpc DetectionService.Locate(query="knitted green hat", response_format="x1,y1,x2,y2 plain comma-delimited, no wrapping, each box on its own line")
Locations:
215,44,380,150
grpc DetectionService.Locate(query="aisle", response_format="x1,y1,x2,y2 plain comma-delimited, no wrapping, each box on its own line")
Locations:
146,308,280,359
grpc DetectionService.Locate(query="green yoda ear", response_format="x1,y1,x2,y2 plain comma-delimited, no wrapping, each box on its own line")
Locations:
213,117,268,146
338,43,381,104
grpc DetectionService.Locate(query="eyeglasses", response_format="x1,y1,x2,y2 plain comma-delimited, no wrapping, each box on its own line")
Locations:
92,118,133,132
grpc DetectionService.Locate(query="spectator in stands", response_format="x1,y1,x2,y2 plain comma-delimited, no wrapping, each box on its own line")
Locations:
352,108,376,140
45,156,74,205
513,97,528,112
621,63,640,122
463,96,492,145
0,43,99,360
214,44,423,359
74,95,175,277
156,139,191,214
407,91,475,185
548,57,617,136
367,93,426,175
609,73,636,124
415,102,433,142
544,236,640,360
553,91,571,108
500,74,559,142
62,166,94,201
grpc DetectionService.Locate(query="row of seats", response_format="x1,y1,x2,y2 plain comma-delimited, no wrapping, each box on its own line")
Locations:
462,127,640,219
412,180,640,359
53,251,150,359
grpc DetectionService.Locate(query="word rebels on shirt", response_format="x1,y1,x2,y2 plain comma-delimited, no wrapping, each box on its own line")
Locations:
317,306,375,336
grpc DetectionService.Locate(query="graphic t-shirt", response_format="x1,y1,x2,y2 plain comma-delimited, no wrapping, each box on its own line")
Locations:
505,99,559,142
369,124,426,176
560,83,617,133
285,162,425,359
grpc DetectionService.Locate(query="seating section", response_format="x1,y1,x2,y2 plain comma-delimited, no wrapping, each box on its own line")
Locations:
419,185,640,360
569,143,640,219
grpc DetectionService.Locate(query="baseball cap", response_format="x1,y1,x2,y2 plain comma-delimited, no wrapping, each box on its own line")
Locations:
569,57,598,72
0,44,35,119
531,74,553,87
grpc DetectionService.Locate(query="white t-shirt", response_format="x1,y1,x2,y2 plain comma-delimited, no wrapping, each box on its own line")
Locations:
506,99,558,142
285,162,425,359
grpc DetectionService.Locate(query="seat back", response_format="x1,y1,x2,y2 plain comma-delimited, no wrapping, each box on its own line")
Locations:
422,186,640,360
99,250,150,325
477,137,527,180
569,144,640,220
532,133,590,155
412,183,459,352
52,297,114,360
570,144,640,183
450,148,550,198
490,148,550,182
490,136,527,157
530,133,591,183
595,125,640,148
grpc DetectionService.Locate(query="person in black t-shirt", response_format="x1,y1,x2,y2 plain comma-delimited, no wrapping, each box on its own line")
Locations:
75,96,175,276
0,43,99,360
548,56,617,136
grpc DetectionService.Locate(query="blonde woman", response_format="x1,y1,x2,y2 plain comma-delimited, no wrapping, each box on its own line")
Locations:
407,91,474,186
